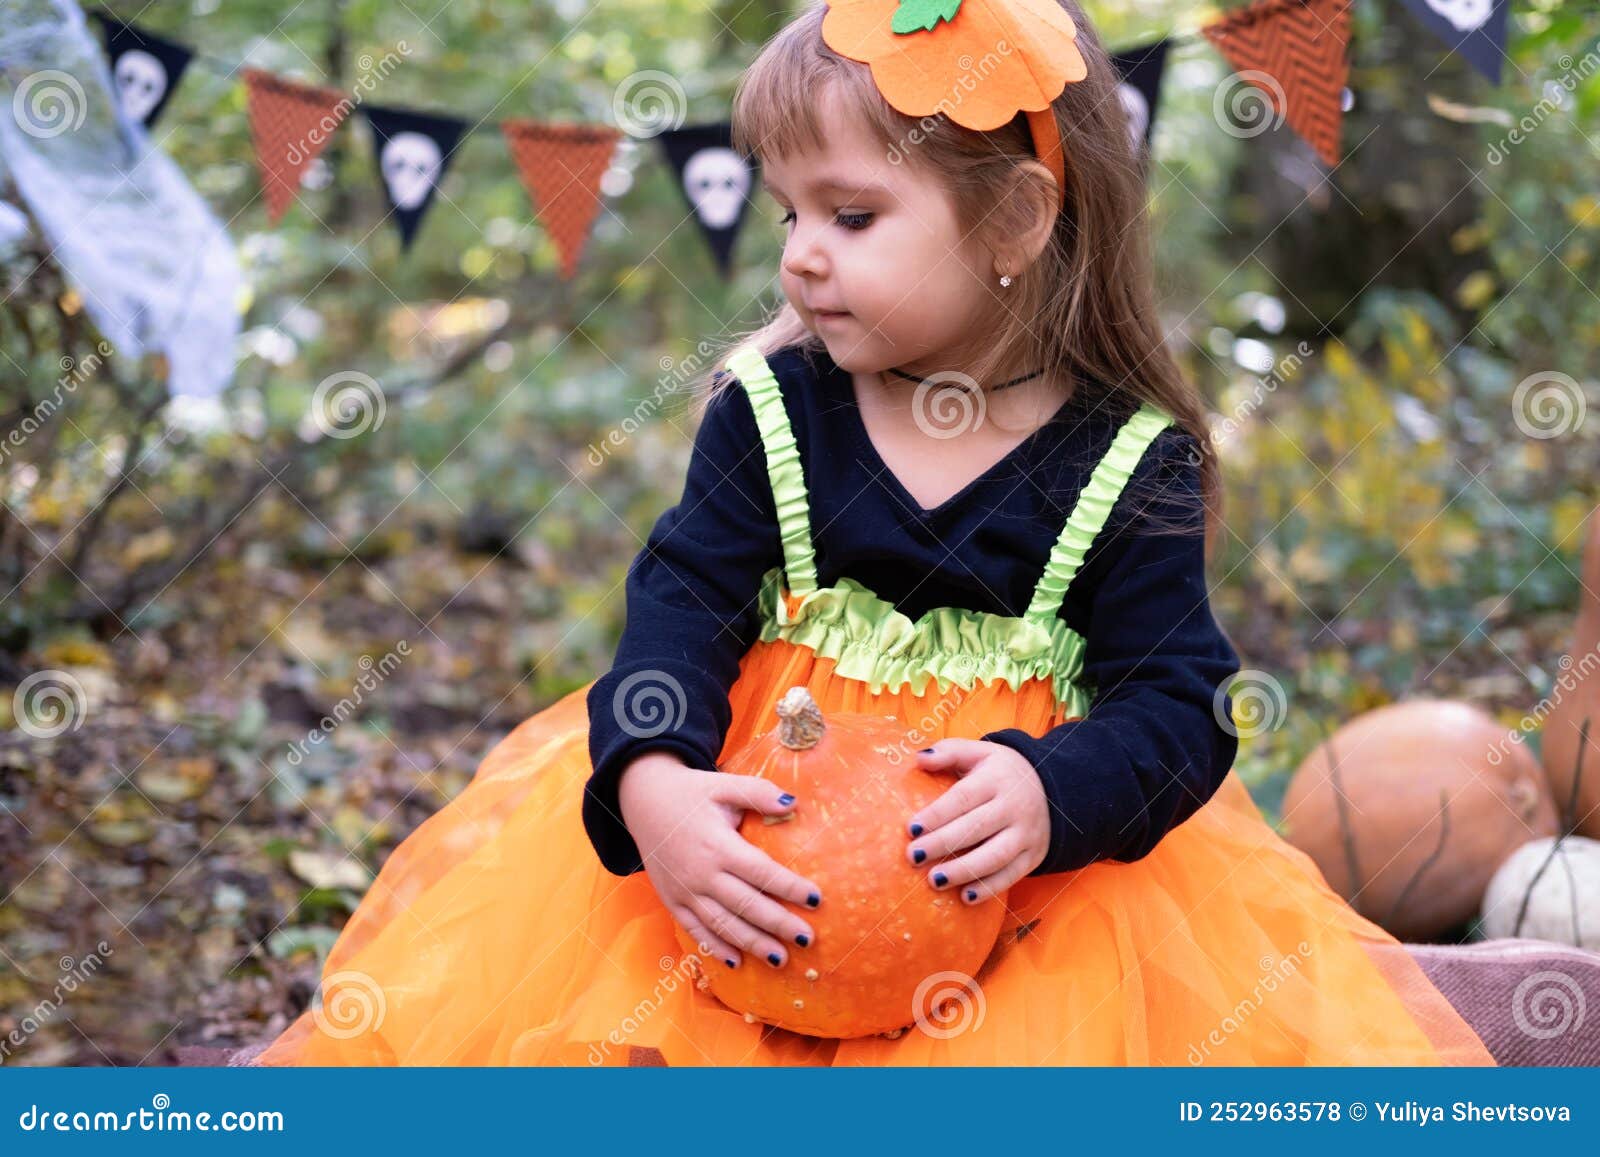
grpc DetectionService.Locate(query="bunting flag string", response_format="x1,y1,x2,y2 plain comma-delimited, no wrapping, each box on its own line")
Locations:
80,1,1518,279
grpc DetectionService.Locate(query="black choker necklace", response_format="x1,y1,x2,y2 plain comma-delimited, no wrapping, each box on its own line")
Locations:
885,364,1046,393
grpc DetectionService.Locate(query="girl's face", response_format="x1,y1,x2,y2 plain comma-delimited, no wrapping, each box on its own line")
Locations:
760,85,999,374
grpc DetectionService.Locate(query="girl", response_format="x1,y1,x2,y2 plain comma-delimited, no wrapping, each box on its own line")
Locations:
258,0,1494,1066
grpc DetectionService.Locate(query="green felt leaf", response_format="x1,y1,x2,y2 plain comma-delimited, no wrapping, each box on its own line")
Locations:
891,0,963,36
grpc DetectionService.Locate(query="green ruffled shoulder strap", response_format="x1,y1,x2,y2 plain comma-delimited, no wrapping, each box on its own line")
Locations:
1023,400,1176,624
721,343,820,594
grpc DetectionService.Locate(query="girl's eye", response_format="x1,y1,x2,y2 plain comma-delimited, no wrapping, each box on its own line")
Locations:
776,208,873,231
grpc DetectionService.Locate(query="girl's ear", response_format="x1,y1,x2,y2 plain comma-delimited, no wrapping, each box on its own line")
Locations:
988,160,1058,279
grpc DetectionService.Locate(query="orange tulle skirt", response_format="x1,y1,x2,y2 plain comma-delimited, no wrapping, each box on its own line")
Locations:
256,638,1495,1066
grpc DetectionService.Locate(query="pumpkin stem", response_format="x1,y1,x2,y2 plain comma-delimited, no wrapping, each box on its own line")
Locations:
774,685,825,750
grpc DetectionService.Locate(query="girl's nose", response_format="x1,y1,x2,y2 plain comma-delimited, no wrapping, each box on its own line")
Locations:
782,226,827,280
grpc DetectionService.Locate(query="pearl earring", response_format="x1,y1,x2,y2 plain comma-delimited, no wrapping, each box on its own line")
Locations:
999,274,1013,288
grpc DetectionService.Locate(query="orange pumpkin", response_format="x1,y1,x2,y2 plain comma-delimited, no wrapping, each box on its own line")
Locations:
675,685,1006,1038
1541,507,1600,838
1282,699,1559,941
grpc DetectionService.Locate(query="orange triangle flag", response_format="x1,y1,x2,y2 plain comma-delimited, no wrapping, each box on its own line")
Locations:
501,121,622,280
244,70,351,222
1202,0,1351,168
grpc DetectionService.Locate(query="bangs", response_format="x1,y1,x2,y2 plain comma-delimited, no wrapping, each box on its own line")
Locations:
730,5,902,166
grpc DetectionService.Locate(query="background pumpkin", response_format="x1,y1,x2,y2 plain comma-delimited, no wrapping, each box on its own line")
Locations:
1540,509,1600,839
1282,699,1559,941
1480,835,1600,950
675,685,1006,1039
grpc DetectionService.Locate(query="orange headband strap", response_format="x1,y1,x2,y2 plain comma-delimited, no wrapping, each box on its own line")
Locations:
1025,106,1067,212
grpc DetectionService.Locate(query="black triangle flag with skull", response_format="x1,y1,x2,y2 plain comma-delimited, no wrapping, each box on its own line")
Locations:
657,123,754,280
91,12,194,128
1398,0,1511,85
1111,38,1170,163
363,105,469,252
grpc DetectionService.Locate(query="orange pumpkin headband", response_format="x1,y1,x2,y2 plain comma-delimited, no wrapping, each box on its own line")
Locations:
820,0,1088,212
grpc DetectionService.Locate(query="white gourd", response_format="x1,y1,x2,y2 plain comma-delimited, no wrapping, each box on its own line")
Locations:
1480,836,1600,949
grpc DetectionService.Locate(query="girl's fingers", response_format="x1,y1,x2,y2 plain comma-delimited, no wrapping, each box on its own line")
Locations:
671,904,742,970
713,771,799,817
689,892,792,969
906,800,1006,867
922,830,1020,895
904,759,995,838
724,836,823,913
957,850,1035,905
914,738,991,771
708,871,815,952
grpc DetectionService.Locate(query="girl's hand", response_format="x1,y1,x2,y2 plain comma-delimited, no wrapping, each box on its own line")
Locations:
617,753,824,971
904,739,1050,903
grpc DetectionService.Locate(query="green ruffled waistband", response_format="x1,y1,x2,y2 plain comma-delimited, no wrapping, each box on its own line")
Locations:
755,566,1095,716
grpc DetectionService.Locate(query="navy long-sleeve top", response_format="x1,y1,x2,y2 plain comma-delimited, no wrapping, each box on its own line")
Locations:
584,341,1241,878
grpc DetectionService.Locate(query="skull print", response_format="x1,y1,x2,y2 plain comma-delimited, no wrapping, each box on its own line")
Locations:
1422,0,1492,32
683,148,750,230
1117,83,1150,154
380,132,443,211
114,49,168,124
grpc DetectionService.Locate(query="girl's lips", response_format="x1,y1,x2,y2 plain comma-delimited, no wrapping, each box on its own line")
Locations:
814,309,850,323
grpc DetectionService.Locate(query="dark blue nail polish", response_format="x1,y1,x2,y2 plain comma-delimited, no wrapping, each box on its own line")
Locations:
933,872,947,887
918,748,934,754
795,933,809,947
912,848,926,864
724,958,736,968
767,952,782,966
909,822,924,837
965,889,977,901
777,793,795,806
806,891,820,907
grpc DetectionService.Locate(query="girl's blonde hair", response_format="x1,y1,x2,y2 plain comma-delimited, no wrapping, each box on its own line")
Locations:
690,0,1223,556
